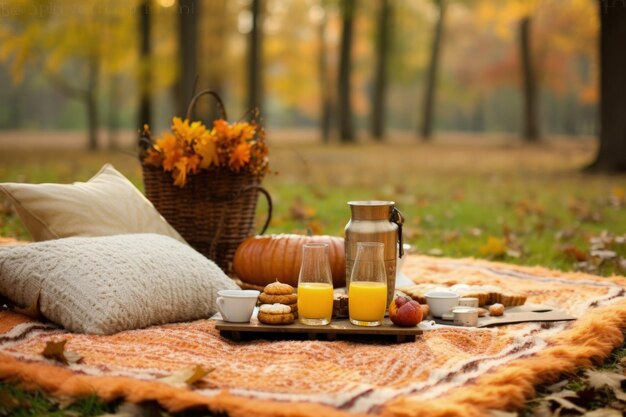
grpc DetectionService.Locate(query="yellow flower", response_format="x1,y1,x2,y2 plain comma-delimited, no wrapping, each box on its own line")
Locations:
172,117,207,143
229,142,251,171
194,133,219,169
231,122,255,142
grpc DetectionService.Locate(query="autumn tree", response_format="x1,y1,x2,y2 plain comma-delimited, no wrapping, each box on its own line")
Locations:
338,0,356,143
519,15,539,142
138,0,152,129
248,0,264,113
371,0,392,141
317,2,332,142
199,0,228,122
0,0,136,150
420,0,446,141
177,0,199,117
588,0,626,172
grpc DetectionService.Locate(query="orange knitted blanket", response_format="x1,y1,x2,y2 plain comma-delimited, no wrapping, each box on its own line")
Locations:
1,255,626,417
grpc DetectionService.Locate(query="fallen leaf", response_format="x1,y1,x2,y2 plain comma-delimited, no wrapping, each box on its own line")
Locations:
562,245,589,262
0,387,19,412
590,250,617,261
543,389,586,413
157,365,213,388
546,379,570,393
583,408,623,417
480,236,507,258
585,370,626,402
42,339,82,365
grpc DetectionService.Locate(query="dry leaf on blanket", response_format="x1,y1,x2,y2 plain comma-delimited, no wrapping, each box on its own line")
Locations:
157,365,213,388
42,340,83,365
585,371,626,402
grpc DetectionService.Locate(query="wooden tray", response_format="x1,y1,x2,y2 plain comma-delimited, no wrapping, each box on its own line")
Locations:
216,317,422,343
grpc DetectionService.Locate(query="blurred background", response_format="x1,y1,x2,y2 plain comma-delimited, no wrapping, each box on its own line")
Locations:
0,0,624,276
0,0,599,147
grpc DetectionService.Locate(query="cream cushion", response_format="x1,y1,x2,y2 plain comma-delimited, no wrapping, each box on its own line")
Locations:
0,234,240,334
0,164,185,243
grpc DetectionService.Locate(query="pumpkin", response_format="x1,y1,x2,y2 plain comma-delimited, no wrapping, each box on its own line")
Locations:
233,234,346,288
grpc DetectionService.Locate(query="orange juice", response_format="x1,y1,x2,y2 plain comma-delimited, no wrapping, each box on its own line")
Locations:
349,281,387,324
298,283,334,321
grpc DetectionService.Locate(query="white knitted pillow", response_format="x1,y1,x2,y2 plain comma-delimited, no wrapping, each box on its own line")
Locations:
0,234,239,334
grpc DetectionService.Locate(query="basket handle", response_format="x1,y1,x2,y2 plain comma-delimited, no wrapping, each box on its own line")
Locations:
186,89,227,121
235,185,273,235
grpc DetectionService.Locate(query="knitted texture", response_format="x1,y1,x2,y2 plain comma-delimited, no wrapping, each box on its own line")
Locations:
0,234,239,334
0,254,625,417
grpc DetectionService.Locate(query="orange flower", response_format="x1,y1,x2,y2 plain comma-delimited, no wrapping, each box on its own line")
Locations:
194,133,219,169
141,110,269,187
229,142,251,171
155,132,182,171
172,155,201,187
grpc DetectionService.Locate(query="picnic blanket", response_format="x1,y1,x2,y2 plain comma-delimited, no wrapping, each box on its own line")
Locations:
1,255,626,417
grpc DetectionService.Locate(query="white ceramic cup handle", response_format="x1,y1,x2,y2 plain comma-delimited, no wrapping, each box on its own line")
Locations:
216,297,229,321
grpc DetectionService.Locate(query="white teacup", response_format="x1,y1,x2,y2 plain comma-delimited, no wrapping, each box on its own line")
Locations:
216,290,260,323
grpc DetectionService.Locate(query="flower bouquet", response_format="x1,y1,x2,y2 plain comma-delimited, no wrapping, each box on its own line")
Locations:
139,90,272,274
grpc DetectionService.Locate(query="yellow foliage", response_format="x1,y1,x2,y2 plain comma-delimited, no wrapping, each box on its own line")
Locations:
142,115,269,188
480,236,508,258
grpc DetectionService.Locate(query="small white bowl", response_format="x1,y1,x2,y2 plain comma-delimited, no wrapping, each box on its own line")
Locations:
425,290,460,318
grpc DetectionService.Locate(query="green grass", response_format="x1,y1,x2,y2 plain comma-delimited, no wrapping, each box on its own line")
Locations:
0,136,625,415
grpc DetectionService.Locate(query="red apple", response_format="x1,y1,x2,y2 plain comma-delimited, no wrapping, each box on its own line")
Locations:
389,295,423,327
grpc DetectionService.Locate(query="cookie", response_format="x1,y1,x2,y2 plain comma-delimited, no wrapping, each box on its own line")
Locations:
257,303,295,325
287,303,298,313
259,293,298,305
263,281,295,295
489,303,505,317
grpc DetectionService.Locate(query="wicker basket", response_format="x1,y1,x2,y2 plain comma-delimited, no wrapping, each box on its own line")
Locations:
140,89,272,274
142,164,271,274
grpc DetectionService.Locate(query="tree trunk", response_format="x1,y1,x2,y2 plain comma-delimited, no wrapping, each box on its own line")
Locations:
588,0,626,172
371,0,391,141
86,57,100,151
318,4,332,142
138,0,152,129
177,0,198,117
204,0,227,123
420,0,446,141
338,0,355,143
248,0,263,113
519,16,540,142
108,74,122,150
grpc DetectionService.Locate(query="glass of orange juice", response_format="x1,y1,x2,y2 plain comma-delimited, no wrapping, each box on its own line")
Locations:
297,243,334,325
349,242,387,326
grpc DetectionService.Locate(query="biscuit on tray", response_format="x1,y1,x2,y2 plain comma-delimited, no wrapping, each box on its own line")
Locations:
259,293,298,305
263,281,295,295
257,303,295,325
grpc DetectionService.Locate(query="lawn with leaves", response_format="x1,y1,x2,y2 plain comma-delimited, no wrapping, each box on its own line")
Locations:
0,134,625,416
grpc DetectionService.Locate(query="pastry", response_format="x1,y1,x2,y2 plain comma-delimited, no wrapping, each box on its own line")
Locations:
263,281,295,295
398,284,439,304
257,303,295,325
259,293,298,305
332,294,349,318
489,303,505,317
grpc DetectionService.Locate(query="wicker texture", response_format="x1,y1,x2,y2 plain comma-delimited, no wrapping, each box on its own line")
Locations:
142,164,270,273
